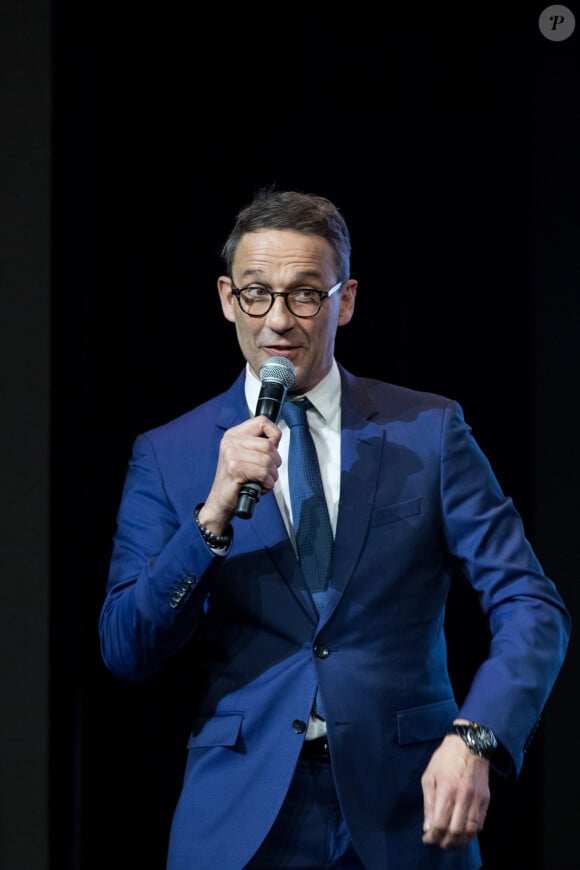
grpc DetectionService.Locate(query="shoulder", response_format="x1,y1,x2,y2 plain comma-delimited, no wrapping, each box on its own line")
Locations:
339,364,458,420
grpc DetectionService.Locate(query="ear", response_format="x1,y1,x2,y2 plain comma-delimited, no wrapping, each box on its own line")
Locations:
217,276,236,323
337,279,357,326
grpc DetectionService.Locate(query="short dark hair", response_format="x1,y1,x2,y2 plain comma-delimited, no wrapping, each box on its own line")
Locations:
221,187,351,282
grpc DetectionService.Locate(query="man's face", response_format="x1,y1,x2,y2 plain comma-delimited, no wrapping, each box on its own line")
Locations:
217,229,357,394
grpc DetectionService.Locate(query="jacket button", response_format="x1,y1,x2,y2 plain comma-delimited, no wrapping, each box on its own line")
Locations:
313,643,329,659
292,719,307,734
170,588,184,608
169,575,196,609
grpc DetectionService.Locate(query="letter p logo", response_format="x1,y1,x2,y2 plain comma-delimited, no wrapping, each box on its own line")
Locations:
539,5,576,41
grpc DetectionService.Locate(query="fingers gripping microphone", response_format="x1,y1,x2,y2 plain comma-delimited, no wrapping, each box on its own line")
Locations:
235,356,296,519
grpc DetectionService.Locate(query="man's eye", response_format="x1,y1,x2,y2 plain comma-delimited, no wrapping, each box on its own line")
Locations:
244,286,270,299
292,289,319,302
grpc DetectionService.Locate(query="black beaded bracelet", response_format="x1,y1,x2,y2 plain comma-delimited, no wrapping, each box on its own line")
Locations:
194,504,232,549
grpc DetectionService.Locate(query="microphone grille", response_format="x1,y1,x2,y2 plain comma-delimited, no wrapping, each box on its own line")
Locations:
259,356,296,388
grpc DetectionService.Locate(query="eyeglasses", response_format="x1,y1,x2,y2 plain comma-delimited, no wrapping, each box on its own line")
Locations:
231,280,343,318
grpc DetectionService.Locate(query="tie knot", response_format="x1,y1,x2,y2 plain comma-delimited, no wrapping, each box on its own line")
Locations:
282,398,312,428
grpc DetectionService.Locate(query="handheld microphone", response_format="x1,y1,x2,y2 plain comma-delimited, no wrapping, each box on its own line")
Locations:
235,356,296,519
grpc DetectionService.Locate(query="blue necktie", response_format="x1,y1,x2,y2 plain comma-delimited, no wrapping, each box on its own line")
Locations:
282,399,333,607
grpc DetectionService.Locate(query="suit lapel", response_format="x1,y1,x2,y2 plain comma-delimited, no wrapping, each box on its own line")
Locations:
320,369,386,622
252,494,319,621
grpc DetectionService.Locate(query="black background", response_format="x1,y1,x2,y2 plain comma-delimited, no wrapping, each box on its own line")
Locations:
19,2,579,868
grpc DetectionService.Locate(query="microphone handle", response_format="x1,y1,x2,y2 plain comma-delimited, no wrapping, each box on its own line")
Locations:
235,482,263,520
234,384,288,519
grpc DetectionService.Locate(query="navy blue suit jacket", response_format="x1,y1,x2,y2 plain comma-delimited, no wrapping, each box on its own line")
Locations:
100,365,570,869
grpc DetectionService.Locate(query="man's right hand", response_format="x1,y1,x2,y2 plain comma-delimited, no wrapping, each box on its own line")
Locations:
198,415,283,535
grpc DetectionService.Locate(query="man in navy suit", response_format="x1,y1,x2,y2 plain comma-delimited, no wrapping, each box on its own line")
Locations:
100,188,570,869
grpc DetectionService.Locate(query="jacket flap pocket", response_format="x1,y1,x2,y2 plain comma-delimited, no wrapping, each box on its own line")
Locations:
187,713,243,749
396,698,457,745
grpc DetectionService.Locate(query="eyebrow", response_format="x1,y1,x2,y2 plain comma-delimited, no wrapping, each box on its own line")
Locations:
237,269,325,284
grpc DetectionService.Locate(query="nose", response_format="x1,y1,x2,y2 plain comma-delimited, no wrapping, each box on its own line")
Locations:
265,293,295,328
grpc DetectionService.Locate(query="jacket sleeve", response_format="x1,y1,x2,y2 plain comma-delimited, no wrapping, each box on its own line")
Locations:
99,431,226,684
440,401,571,775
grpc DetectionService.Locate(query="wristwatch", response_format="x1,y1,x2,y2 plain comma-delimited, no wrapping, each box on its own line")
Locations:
448,722,498,760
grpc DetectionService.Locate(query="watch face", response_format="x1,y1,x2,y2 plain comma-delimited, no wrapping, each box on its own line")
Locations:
469,729,491,751
453,724,497,758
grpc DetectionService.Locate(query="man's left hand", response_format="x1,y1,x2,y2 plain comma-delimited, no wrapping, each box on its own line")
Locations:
421,734,490,849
